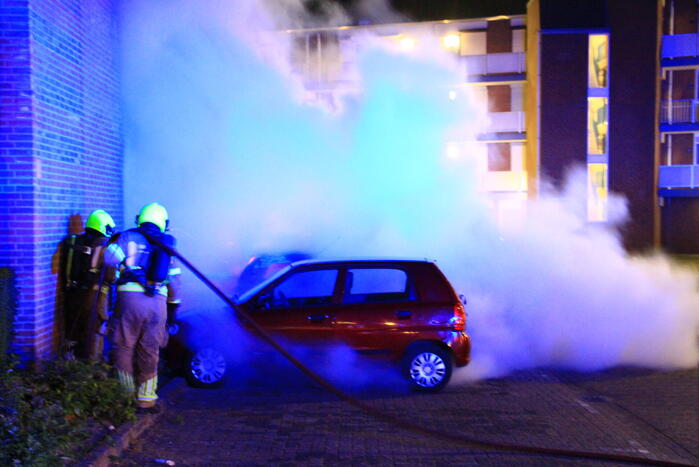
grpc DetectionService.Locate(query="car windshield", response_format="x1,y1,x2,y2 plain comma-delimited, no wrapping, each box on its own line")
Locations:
234,252,314,295
236,264,294,304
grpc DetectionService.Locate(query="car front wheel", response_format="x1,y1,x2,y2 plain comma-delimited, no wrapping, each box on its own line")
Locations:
185,347,227,388
403,344,453,393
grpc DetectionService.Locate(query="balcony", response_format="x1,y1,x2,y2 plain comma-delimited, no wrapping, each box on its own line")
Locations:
487,111,525,133
462,52,526,78
659,165,699,189
481,171,528,192
661,99,699,125
662,34,699,59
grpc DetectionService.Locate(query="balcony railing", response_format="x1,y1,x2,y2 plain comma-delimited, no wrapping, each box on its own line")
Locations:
661,99,699,124
659,165,699,188
487,111,525,133
462,52,526,77
662,33,699,59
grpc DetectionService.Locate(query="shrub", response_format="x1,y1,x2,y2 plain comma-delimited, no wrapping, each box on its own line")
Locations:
0,268,17,370
0,359,136,465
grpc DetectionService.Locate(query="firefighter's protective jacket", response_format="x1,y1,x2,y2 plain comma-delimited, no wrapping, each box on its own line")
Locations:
105,225,181,306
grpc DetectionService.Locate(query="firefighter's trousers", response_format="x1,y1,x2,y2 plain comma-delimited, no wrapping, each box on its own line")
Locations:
64,286,111,361
110,291,167,407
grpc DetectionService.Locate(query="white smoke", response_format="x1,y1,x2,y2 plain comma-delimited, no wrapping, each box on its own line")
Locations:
119,0,699,382
448,170,699,380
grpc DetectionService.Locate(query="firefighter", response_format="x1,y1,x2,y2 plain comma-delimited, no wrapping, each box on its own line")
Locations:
106,203,181,412
61,209,117,361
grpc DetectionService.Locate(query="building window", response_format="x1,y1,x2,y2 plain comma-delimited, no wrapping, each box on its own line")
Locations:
487,85,512,112
486,19,512,54
588,97,608,155
588,35,608,88
291,32,341,85
587,163,608,222
488,143,511,172
588,34,609,222
670,70,696,100
670,133,695,165
459,31,486,56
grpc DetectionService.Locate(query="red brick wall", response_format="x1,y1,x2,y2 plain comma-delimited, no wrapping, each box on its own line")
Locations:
539,33,589,188
662,197,699,253
607,0,660,251
0,0,123,364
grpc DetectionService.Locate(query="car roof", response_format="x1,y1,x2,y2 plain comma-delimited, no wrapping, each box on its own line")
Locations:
288,258,436,268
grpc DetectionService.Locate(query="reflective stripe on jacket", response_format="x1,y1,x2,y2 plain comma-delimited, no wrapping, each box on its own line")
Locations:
117,282,169,297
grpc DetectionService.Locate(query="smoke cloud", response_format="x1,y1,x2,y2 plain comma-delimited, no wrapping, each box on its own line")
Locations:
120,0,699,383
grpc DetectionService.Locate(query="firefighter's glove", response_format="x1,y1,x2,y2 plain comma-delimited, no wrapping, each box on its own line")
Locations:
121,267,147,288
145,285,157,297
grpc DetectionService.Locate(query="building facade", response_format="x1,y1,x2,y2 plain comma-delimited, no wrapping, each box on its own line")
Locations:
659,0,699,253
280,0,697,254
530,0,663,251
276,14,530,228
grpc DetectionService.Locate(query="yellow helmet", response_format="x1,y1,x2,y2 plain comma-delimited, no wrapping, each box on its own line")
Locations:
137,203,169,232
86,209,116,236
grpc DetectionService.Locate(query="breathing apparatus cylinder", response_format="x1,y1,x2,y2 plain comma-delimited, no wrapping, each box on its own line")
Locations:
148,233,175,283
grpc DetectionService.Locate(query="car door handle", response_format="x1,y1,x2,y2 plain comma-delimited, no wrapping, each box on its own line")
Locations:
395,310,412,320
307,314,330,323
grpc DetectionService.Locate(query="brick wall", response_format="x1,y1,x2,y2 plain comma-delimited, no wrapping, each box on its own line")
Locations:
607,0,660,251
1,0,36,364
0,0,122,364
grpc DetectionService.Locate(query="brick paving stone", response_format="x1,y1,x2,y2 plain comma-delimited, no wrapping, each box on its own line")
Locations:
110,365,698,466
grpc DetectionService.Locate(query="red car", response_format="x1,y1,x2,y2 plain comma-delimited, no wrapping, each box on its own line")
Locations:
166,259,470,392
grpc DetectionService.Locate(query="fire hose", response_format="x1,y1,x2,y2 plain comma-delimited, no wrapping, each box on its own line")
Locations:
145,234,693,467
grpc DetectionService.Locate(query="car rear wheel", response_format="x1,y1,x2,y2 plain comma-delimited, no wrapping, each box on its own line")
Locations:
403,344,453,393
185,347,227,388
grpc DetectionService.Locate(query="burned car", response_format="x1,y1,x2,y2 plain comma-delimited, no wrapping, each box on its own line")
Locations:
165,259,470,392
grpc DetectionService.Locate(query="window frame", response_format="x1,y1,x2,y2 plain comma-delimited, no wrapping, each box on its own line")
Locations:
339,266,417,305
256,265,343,310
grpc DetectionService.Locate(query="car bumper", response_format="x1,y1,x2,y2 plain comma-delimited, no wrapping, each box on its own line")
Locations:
447,331,471,367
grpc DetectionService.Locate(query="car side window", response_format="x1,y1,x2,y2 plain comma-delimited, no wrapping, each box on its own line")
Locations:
267,269,338,308
343,268,415,304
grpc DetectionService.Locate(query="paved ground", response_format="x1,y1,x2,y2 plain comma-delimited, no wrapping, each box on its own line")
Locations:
111,361,697,466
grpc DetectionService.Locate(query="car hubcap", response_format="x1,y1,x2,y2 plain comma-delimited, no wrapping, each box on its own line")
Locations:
191,348,226,384
409,352,446,388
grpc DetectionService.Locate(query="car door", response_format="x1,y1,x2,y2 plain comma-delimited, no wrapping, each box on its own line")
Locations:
246,266,340,345
332,265,423,357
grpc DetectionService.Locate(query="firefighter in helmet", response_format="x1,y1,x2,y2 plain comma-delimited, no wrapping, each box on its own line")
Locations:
61,209,117,360
106,203,181,412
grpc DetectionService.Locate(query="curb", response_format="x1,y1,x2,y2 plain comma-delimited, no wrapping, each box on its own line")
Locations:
78,378,186,467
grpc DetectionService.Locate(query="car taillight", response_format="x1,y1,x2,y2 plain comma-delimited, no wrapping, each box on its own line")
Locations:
450,304,466,331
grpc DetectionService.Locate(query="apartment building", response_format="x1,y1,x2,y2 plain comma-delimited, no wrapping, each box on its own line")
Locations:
281,0,697,254
527,0,662,251
660,0,699,253
278,15,529,229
